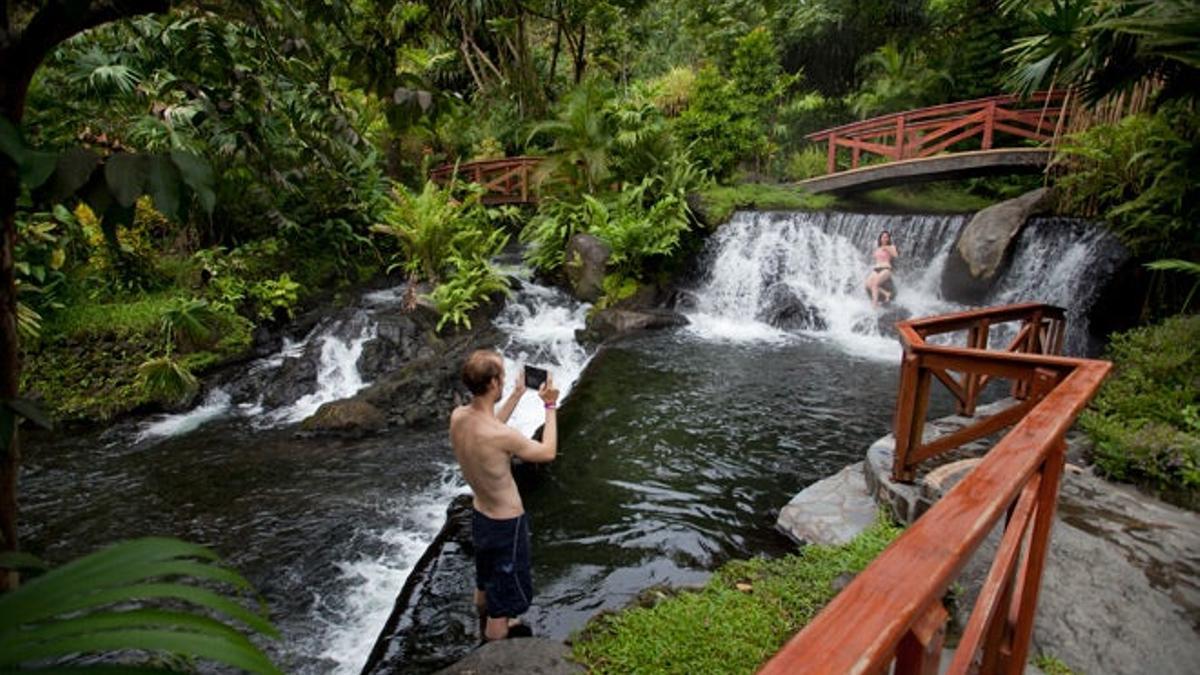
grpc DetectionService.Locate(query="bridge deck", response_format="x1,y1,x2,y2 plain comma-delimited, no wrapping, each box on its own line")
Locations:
795,148,1052,195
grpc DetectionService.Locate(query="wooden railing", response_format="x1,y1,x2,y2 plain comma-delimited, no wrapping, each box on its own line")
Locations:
760,303,1110,675
805,91,1070,174
428,156,543,205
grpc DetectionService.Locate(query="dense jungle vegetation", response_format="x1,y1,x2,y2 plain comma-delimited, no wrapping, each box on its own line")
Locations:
0,0,1197,670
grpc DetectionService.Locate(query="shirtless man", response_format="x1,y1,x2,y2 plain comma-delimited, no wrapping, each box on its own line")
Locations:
450,349,560,641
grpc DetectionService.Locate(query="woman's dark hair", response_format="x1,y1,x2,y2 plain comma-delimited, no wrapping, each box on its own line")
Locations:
877,231,892,246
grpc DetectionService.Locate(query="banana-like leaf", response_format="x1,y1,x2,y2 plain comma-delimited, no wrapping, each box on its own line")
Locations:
0,538,280,673
105,153,151,208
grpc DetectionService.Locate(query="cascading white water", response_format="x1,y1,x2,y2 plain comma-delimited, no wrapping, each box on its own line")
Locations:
315,278,593,675
687,211,965,360
687,210,1124,359
271,313,378,425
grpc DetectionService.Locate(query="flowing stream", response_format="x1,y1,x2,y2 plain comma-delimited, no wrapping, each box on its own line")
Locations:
20,210,1124,673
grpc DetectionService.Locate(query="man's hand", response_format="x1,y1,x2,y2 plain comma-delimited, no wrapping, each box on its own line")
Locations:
539,375,560,407
513,367,527,398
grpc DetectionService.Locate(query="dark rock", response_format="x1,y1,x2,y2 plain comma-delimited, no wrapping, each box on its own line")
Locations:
759,283,826,331
300,399,386,433
874,306,911,335
941,187,1054,303
564,234,611,302
577,308,688,344
433,639,583,675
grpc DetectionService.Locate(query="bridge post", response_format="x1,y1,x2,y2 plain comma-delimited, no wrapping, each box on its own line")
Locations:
895,116,906,159
983,101,996,150
826,135,838,174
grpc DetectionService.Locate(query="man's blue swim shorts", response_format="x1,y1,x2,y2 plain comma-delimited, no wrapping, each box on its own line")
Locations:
472,510,533,619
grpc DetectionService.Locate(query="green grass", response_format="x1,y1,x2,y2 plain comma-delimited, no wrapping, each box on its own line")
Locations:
43,289,193,340
1034,653,1078,675
843,183,999,213
571,515,902,674
693,183,837,227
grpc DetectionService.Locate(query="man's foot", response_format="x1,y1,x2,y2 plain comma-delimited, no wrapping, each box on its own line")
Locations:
483,617,534,642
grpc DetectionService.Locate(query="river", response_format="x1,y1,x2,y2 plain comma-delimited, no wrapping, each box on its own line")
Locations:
20,209,1124,672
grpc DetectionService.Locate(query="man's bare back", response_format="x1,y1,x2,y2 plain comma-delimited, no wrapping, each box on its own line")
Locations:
451,350,560,640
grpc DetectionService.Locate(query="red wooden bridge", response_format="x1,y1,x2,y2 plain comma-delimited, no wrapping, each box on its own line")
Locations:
797,91,1070,195
428,156,542,205
761,303,1110,674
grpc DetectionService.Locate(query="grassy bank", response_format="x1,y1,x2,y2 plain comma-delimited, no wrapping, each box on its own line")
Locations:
571,515,901,674
692,184,837,227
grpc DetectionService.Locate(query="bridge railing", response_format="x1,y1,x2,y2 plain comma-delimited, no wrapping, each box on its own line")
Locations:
429,156,543,205
759,303,1110,675
805,91,1070,174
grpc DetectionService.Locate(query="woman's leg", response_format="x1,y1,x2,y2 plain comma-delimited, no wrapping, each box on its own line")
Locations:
878,270,893,303
865,271,880,306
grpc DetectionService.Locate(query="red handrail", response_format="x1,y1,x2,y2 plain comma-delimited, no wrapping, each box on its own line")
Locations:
429,156,543,205
759,303,1110,675
805,92,1070,174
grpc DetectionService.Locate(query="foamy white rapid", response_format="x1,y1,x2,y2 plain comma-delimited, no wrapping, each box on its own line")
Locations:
317,278,593,674
686,210,1124,359
271,313,377,425
686,211,964,360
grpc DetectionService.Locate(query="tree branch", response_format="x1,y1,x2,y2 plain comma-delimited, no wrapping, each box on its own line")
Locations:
16,0,171,73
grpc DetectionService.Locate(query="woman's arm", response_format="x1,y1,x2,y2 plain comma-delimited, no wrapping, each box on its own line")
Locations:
888,244,899,258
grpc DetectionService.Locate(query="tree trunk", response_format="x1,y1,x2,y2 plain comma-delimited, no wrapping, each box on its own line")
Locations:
0,163,19,592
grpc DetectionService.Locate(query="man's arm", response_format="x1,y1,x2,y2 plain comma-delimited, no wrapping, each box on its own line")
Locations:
508,376,559,463
496,369,526,424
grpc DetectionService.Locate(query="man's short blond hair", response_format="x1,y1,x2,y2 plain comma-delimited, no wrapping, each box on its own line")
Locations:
462,349,503,396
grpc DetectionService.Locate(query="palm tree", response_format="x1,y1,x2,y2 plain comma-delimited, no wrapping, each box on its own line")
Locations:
526,80,616,197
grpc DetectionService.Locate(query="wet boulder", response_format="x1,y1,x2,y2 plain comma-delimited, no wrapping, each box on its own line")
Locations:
941,187,1054,303
759,283,825,331
564,234,611,302
576,308,689,344
301,398,386,433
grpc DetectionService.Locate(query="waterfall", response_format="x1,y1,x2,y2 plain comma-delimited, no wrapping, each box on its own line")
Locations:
269,312,378,425
686,210,1124,359
314,278,593,675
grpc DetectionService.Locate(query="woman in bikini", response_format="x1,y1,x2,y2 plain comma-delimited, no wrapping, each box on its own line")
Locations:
865,230,899,307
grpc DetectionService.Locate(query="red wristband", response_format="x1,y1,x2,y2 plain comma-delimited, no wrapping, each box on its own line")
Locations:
544,402,557,410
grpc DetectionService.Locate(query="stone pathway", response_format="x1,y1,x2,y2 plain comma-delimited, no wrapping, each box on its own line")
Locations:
433,638,583,675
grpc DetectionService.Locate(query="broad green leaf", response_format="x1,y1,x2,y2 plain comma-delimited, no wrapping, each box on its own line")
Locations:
105,153,150,208
44,148,102,202
145,155,182,221
20,149,58,189
0,116,25,165
170,150,216,216
4,628,281,673
0,551,47,572
2,398,53,431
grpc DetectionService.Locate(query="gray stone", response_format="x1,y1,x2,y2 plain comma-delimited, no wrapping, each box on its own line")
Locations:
776,462,878,546
950,467,1200,675
941,187,1054,303
858,402,1200,674
433,638,583,674
564,234,611,302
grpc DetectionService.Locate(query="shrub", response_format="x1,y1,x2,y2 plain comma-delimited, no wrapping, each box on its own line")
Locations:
673,65,763,181
137,355,200,405
1054,102,1200,262
1081,314,1200,496
785,146,828,180
160,297,218,351
588,179,691,280
249,273,302,321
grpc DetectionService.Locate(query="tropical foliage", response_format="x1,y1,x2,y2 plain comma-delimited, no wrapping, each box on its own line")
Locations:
1081,315,1200,502
0,537,280,673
